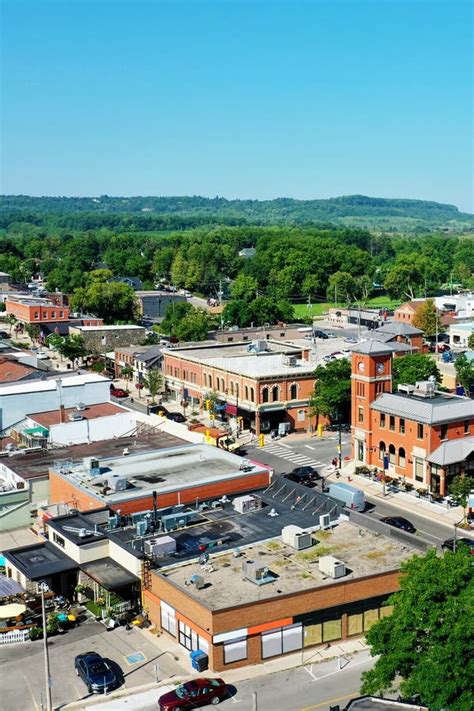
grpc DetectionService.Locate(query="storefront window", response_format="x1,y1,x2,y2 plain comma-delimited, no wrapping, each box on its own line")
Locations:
224,637,247,664
261,623,302,658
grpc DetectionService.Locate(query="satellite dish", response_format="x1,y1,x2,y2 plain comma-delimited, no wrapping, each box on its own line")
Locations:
199,552,210,566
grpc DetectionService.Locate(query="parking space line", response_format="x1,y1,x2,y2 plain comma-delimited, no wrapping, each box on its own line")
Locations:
22,671,40,711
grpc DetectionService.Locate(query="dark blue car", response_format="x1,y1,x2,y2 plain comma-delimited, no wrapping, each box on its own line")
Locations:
74,652,118,694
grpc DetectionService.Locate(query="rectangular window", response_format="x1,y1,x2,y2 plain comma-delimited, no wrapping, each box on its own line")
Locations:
389,416,395,431
356,382,365,397
52,532,65,548
59,310,64,318
297,409,305,422
51,311,56,318
161,605,176,637
414,457,424,482
223,637,247,664
380,413,386,428
261,624,302,659
399,418,405,434
440,424,448,440
464,420,470,434
34,312,39,319
358,406,364,424
417,423,424,439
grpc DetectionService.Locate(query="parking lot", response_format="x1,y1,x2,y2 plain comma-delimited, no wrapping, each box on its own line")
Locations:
0,621,187,711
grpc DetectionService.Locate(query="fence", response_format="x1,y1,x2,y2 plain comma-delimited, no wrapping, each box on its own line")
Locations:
0,629,30,645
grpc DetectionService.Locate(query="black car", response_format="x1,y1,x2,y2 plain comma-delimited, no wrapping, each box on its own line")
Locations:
441,537,474,553
167,412,186,423
313,330,329,339
284,466,321,487
74,652,118,694
380,516,416,534
149,404,170,416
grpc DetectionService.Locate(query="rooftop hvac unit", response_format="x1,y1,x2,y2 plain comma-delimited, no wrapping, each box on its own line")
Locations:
76,402,86,411
398,383,415,395
107,474,127,492
83,456,100,472
242,559,274,585
68,411,83,422
282,354,297,367
248,339,268,353
144,535,176,557
136,520,148,537
319,514,331,530
190,575,205,590
281,525,313,551
318,555,346,579
107,515,119,530
414,380,436,398
233,495,259,514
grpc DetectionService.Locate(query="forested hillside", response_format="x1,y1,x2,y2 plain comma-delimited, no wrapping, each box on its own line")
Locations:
1,194,473,232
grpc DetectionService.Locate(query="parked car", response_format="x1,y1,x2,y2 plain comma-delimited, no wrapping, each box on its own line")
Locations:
36,350,50,360
284,466,321,487
428,343,451,353
326,332,337,338
158,678,228,710
110,385,128,398
167,412,186,423
149,404,170,416
312,330,329,339
74,652,118,694
441,537,474,553
344,336,358,344
380,516,416,533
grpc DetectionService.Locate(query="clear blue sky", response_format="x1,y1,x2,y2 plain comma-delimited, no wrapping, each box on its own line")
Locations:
1,0,472,211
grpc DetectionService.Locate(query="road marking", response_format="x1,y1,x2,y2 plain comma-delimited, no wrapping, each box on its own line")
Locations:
300,691,355,710
305,445,316,450
22,672,40,711
277,442,293,449
125,651,146,665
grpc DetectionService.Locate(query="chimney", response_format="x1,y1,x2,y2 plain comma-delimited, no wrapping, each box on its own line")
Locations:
60,405,66,423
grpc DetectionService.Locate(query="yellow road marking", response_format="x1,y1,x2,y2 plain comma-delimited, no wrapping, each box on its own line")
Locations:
22,672,40,711
300,691,355,711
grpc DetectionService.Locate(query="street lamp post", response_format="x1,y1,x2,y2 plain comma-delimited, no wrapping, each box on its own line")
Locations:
39,580,53,711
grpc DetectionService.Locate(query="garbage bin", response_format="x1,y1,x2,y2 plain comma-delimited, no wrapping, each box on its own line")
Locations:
190,649,209,672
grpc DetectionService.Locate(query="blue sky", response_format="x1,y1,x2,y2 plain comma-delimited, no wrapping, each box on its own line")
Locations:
1,0,472,210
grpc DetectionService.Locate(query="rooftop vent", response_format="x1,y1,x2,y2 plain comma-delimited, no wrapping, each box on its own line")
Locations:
76,402,86,411
247,339,268,353
398,383,415,395
281,354,297,367
242,559,275,585
68,411,83,422
186,574,205,590
318,555,346,579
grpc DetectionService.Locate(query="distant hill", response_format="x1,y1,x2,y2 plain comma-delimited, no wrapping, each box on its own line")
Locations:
1,194,473,232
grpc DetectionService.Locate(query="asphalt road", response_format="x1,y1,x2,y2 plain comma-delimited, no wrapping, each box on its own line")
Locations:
247,436,455,546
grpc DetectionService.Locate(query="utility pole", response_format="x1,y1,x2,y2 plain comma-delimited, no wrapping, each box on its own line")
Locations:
334,285,338,308
218,279,223,307
39,581,52,711
307,293,311,311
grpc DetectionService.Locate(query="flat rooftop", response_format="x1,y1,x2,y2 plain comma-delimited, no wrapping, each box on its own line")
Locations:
4,541,78,580
0,372,108,396
30,402,126,428
160,520,416,610
5,430,184,481
199,353,315,378
51,444,269,503
170,340,304,361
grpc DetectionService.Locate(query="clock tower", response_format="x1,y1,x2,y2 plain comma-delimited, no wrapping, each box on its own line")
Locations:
351,341,393,463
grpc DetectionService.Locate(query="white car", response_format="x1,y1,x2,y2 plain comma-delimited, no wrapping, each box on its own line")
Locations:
326,332,337,338
36,350,50,360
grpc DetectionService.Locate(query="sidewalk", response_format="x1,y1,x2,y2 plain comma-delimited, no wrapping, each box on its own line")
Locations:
63,633,370,710
335,461,468,531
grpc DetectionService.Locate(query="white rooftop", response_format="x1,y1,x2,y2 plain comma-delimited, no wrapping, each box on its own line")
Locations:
200,353,315,377
0,373,109,396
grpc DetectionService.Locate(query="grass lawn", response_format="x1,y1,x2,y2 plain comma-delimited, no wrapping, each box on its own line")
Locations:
292,296,401,320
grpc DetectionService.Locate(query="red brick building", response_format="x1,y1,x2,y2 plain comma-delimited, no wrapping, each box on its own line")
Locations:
351,341,474,495
6,296,70,324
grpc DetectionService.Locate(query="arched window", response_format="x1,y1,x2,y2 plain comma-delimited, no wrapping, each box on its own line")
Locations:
235,383,239,397
262,387,269,403
379,442,386,460
389,443,396,464
230,381,234,396
208,375,212,389
244,386,249,400
250,387,255,402
290,383,297,400
399,447,406,467
272,386,279,402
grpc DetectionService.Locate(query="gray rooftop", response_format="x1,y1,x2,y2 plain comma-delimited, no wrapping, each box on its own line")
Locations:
3,542,78,580
373,322,423,337
371,391,474,424
80,557,138,590
427,435,474,466
160,520,417,610
352,341,394,355
0,575,25,597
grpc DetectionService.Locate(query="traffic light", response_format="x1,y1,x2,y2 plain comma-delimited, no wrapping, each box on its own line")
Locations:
205,399,211,410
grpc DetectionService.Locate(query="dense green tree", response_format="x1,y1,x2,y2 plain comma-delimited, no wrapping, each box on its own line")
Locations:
392,354,440,389
56,335,88,367
70,282,138,324
142,368,163,403
468,333,474,350
454,353,474,396
449,475,474,523
310,359,352,424
412,298,444,338
229,274,258,303
173,308,216,342
326,272,359,305
361,548,474,711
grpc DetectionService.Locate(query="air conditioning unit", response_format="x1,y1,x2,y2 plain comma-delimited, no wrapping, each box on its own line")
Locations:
76,402,86,411
233,495,258,514
282,355,297,367
318,555,346,579
414,380,436,398
319,514,331,530
136,520,148,537
107,474,127,491
242,559,274,585
83,456,100,472
398,383,415,394
144,536,176,557
281,525,312,550
68,411,83,421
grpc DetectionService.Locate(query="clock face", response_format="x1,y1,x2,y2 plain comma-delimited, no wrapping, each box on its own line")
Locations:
376,362,385,374
358,361,365,373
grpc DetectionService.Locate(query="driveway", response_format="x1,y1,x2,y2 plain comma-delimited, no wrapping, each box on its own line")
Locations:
0,622,186,711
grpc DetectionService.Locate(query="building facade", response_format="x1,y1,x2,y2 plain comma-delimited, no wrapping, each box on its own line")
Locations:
351,342,474,496
6,297,70,324
68,324,146,352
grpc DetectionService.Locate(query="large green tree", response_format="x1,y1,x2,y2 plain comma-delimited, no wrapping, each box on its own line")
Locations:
449,475,474,523
143,368,163,403
56,335,88,367
412,298,443,338
392,353,440,390
311,359,352,423
70,282,138,323
454,353,474,396
361,548,474,711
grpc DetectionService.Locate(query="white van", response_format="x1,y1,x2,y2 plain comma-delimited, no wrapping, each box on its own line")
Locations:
328,482,366,512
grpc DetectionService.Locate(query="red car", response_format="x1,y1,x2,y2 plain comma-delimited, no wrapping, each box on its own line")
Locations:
158,678,227,710
110,385,128,398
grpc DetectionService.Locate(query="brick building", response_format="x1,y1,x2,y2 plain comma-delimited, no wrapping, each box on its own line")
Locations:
163,340,318,434
351,341,474,495
5,296,70,324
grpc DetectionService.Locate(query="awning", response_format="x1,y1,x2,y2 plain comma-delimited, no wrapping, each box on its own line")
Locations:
23,426,49,437
80,558,138,591
427,436,474,467
0,603,26,619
